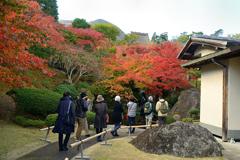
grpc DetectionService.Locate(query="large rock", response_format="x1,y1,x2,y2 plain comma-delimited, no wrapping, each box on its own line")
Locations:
169,88,200,119
0,94,16,119
130,121,223,158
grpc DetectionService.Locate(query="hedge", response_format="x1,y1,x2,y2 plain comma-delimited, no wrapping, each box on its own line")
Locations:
45,113,58,126
14,116,45,128
182,118,193,123
86,111,96,126
54,84,78,99
167,116,176,124
6,88,62,115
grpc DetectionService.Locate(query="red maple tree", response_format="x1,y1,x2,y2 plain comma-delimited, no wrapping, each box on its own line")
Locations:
0,0,56,88
100,42,189,100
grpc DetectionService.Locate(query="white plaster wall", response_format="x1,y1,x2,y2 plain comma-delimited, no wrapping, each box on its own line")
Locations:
228,57,240,130
200,63,223,128
195,46,216,57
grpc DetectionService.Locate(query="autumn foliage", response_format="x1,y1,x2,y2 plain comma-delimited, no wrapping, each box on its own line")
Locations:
0,0,56,88
1,0,110,88
100,42,189,101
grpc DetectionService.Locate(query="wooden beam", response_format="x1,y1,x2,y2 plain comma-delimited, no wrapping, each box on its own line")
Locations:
120,124,159,129
39,126,55,131
222,67,228,141
70,128,113,148
180,48,231,68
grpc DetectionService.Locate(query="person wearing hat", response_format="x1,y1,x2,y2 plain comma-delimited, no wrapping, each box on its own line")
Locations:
94,95,108,142
52,91,75,151
111,96,123,136
75,92,88,141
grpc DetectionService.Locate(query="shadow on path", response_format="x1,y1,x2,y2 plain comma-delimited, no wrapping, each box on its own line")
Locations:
17,130,144,160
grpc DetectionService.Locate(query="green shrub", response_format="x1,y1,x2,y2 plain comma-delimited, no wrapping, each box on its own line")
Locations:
74,82,91,91
193,119,200,122
90,82,108,96
14,116,45,128
22,119,45,128
166,116,176,124
182,118,193,123
54,84,78,99
14,116,27,125
42,81,51,88
188,109,200,118
45,113,58,126
165,94,179,108
86,112,96,127
7,88,62,115
192,114,197,119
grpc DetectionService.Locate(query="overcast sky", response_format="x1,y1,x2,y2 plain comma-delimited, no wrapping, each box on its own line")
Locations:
57,0,240,40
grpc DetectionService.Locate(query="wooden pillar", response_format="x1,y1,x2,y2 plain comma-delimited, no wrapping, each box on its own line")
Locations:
222,67,228,142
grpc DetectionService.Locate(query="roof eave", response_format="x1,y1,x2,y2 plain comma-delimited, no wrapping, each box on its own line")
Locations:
177,37,192,59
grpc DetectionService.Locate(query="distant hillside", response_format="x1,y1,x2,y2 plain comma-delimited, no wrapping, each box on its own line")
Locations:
88,19,125,40
59,19,125,40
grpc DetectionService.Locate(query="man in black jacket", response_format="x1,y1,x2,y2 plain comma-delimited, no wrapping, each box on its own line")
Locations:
75,92,88,141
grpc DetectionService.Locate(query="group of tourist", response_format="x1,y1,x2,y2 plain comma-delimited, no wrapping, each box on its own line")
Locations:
52,91,169,151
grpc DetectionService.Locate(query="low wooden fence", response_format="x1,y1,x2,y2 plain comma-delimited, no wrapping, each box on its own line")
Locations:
39,126,55,143
121,124,159,138
70,128,113,159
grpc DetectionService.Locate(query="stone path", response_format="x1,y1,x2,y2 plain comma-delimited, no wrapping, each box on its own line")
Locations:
16,125,240,160
17,125,145,160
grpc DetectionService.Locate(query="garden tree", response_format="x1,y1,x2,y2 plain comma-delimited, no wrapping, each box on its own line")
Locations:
28,44,57,60
151,32,159,43
228,33,240,38
57,26,110,85
72,18,91,29
151,32,168,44
159,32,168,42
92,23,121,41
0,0,56,88
211,29,223,37
100,42,189,101
172,31,204,43
64,26,110,52
33,0,58,20
186,68,201,89
61,45,102,85
145,42,189,95
123,33,140,44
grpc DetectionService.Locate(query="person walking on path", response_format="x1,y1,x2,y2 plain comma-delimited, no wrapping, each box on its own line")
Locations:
94,95,108,142
111,96,123,136
52,91,76,151
83,96,90,137
126,96,137,134
75,92,88,141
139,91,147,124
145,96,155,129
156,96,169,127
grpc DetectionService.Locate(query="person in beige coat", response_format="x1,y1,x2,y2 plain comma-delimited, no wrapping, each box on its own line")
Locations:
156,96,169,127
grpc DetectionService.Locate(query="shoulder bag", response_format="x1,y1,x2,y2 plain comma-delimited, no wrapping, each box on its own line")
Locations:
64,101,75,126
126,103,134,120
104,103,109,123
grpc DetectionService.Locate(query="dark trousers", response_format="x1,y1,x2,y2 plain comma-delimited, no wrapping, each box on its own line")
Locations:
128,116,136,132
113,122,121,134
96,128,103,138
59,133,70,149
158,116,167,127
